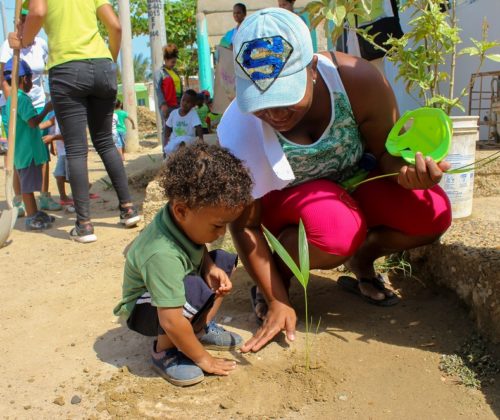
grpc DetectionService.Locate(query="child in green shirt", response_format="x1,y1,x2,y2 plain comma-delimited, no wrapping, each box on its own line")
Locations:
114,141,253,387
2,58,54,230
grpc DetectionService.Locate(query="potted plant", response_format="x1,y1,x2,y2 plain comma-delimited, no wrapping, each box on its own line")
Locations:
307,0,500,217
370,0,499,217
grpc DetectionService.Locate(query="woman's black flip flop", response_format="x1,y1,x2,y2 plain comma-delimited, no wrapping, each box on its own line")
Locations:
337,275,400,307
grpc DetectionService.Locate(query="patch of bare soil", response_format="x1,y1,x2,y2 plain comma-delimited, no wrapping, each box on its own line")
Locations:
0,150,499,419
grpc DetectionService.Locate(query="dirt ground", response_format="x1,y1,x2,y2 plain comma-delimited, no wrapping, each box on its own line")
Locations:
1,145,499,419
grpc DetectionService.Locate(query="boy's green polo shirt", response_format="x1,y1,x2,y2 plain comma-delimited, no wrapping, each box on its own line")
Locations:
2,90,48,169
114,205,205,318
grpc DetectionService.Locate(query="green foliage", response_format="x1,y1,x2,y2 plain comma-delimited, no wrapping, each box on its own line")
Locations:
304,0,372,46
109,0,199,82
263,220,313,369
373,0,500,114
133,53,152,82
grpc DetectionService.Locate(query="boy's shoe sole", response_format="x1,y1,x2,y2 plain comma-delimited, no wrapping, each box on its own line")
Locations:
152,364,204,387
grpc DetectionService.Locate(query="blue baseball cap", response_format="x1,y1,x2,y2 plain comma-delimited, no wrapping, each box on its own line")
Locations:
233,8,313,114
3,58,33,81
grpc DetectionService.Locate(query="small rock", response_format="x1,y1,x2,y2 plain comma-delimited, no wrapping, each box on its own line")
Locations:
71,395,81,405
390,319,397,325
338,394,348,401
83,367,90,373
53,396,65,406
119,366,130,374
23,405,31,410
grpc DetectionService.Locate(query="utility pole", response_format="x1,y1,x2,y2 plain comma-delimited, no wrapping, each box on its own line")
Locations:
0,1,8,41
117,0,139,152
147,0,166,145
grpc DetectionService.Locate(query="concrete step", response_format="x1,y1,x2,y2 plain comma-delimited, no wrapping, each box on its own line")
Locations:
474,150,500,197
410,195,500,343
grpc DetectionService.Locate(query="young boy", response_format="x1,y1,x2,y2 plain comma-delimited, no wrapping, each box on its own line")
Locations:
41,114,74,209
113,100,135,161
114,142,253,387
2,58,54,230
163,89,203,156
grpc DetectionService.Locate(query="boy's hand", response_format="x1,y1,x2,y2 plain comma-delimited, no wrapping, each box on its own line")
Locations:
205,266,232,296
196,354,236,376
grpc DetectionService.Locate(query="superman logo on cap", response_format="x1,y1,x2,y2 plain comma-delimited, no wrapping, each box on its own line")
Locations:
235,36,293,92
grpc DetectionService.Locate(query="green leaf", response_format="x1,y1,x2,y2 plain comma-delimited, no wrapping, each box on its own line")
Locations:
459,47,480,56
262,226,304,287
486,54,500,62
298,220,310,288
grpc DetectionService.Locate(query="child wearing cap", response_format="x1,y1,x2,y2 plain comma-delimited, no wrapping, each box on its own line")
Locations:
163,89,204,156
114,141,253,386
2,58,54,230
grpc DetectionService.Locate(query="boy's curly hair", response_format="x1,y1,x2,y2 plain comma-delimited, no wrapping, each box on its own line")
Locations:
159,141,253,210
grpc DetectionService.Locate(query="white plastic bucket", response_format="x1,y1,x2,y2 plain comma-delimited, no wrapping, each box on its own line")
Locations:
439,116,479,219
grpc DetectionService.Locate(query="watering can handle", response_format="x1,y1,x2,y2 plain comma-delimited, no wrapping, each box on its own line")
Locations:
387,110,413,149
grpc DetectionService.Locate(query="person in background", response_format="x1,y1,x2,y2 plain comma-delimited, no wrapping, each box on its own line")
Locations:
164,89,203,156
40,114,74,210
10,0,141,244
2,59,54,231
195,93,210,135
114,100,135,160
206,98,222,133
278,0,296,12
219,3,247,49
0,8,61,212
155,43,183,131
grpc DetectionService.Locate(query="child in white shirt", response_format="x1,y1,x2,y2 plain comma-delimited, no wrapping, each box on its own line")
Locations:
163,89,203,156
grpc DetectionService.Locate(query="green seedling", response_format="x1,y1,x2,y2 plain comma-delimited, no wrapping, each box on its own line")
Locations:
346,150,500,192
263,219,313,369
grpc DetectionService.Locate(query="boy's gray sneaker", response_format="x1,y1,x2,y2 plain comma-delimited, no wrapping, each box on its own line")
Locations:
151,344,204,387
199,321,243,350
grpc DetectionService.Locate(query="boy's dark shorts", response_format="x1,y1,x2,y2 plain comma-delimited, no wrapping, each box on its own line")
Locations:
17,160,43,193
127,249,238,337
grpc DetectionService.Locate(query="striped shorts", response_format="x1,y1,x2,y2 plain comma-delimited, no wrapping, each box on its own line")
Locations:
126,249,237,337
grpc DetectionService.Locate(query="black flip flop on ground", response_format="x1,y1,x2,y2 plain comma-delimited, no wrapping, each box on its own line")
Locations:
250,285,267,326
337,275,400,307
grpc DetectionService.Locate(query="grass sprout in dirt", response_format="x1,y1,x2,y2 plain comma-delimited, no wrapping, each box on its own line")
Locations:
263,220,317,370
440,334,500,388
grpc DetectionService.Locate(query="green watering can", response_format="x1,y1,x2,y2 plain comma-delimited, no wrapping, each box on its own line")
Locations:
341,107,452,190
385,107,452,164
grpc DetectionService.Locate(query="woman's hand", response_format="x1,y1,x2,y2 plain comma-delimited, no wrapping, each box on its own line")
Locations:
398,152,451,190
240,300,296,353
204,266,232,297
196,354,237,375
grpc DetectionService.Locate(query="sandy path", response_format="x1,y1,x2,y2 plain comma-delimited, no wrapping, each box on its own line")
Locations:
1,147,499,419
